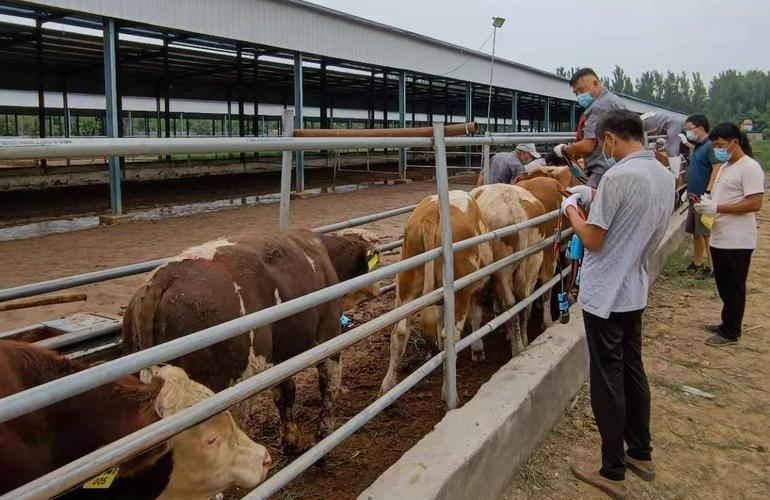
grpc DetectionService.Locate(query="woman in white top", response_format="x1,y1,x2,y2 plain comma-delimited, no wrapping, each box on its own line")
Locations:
694,122,765,346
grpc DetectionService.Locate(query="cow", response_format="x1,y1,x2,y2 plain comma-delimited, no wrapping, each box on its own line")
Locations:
380,191,493,395
515,166,583,189
470,184,547,355
122,229,380,452
0,340,270,499
513,177,570,331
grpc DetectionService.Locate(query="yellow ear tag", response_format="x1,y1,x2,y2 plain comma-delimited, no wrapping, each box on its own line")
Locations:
367,253,380,272
83,467,120,489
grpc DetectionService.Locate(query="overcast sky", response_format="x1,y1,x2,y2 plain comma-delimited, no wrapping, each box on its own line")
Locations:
307,0,770,83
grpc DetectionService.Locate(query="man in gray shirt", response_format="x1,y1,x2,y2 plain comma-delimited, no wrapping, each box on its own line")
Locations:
641,111,687,177
553,68,627,187
561,109,674,499
477,143,541,185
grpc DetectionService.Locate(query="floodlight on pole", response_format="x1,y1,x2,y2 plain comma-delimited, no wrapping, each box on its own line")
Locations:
486,17,505,134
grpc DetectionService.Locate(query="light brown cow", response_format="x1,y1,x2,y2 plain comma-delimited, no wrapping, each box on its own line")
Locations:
470,184,547,354
0,341,270,499
123,229,379,452
380,191,493,394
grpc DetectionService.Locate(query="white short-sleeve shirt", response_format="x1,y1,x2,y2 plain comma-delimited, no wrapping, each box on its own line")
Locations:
710,155,765,249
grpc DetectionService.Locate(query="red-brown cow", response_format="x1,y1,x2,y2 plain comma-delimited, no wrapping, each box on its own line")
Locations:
0,341,270,499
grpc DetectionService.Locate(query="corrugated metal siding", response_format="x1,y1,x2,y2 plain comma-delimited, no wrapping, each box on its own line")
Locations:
21,0,682,116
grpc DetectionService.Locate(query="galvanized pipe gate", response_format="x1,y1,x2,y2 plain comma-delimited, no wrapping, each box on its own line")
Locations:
0,127,582,499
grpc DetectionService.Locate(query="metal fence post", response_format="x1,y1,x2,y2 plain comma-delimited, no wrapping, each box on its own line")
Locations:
279,109,294,231
482,132,491,184
432,123,458,410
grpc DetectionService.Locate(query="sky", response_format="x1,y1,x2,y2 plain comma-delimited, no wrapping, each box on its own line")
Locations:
306,0,770,83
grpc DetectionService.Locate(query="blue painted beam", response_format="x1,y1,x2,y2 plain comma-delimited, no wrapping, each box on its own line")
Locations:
294,53,305,192
103,18,122,215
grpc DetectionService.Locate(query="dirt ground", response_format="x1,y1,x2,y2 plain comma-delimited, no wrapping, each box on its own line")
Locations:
0,176,517,500
504,202,770,499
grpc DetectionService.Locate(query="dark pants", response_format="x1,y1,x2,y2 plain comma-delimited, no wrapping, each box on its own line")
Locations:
710,247,753,339
583,309,652,481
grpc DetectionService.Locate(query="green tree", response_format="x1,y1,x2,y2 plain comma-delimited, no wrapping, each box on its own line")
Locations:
635,71,657,101
691,72,708,112
610,65,634,94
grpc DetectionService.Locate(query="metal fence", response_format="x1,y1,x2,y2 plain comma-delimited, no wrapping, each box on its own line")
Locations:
0,123,581,499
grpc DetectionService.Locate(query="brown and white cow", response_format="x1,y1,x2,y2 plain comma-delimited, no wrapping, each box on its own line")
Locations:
470,184,547,355
380,191,492,394
122,229,379,452
0,340,270,499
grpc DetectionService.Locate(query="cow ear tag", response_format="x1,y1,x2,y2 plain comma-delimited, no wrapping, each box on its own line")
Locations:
83,467,120,489
366,251,380,272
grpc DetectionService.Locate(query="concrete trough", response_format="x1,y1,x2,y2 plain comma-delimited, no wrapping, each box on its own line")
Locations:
360,207,687,500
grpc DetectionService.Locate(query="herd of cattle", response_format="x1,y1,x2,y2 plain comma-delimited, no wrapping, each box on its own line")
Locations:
0,166,580,499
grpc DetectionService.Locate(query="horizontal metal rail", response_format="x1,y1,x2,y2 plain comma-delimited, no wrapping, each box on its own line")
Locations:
313,205,417,234
3,221,564,499
34,322,122,351
0,258,169,303
247,247,573,499
0,134,586,161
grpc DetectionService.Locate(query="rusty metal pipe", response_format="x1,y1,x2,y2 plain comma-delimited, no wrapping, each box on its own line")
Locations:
293,121,479,138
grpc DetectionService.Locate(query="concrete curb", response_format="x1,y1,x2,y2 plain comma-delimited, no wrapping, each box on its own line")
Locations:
359,209,687,500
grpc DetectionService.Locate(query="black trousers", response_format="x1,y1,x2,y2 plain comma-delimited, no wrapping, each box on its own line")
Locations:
710,247,753,339
583,309,652,481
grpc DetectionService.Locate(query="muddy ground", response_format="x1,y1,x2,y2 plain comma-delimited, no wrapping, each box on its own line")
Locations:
0,177,516,500
504,201,770,500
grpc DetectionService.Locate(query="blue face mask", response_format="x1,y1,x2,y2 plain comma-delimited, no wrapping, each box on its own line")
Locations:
685,130,697,142
602,140,617,168
576,92,593,108
713,148,729,162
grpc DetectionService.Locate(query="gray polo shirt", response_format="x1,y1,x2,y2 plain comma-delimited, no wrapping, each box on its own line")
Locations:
578,150,675,319
643,112,686,157
582,88,627,187
485,152,525,184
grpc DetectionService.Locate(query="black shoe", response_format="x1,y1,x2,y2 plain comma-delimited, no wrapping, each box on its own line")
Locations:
695,266,713,280
703,324,724,335
678,262,700,275
705,334,739,347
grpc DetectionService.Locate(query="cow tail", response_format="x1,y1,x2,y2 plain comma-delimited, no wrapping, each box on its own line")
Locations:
122,272,171,354
422,224,436,295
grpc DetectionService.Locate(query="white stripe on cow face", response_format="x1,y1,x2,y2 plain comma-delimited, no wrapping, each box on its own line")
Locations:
233,283,246,315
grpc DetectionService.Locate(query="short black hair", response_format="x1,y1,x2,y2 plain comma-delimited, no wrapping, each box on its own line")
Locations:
709,122,754,158
569,68,599,87
685,114,710,132
596,109,645,142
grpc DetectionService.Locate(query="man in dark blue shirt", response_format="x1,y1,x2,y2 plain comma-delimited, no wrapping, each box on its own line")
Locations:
684,114,721,278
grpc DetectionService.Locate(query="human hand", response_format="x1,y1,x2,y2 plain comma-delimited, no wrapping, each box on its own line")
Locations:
561,193,581,216
678,133,688,144
553,143,567,158
567,185,595,205
694,199,717,215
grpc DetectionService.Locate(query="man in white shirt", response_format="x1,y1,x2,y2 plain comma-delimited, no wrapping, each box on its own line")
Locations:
695,123,765,347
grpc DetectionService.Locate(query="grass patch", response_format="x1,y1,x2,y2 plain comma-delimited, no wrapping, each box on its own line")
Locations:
752,140,770,171
661,242,712,290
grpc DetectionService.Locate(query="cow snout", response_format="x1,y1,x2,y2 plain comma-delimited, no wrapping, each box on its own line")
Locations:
232,431,272,488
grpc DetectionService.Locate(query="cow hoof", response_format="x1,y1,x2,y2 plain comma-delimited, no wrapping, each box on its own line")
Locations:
471,351,486,362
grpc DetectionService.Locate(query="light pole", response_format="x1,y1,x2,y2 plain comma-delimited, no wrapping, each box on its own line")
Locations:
486,16,505,133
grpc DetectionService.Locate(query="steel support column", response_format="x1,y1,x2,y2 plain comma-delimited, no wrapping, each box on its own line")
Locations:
570,103,576,131
511,91,519,132
293,53,304,192
465,82,473,168
162,40,171,161
62,80,71,138
544,98,551,132
253,49,260,137
237,45,245,163
319,59,328,129
35,18,46,172
397,70,406,177
103,19,122,215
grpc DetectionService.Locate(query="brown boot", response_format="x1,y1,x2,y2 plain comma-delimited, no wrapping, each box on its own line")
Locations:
625,453,656,481
571,462,629,499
